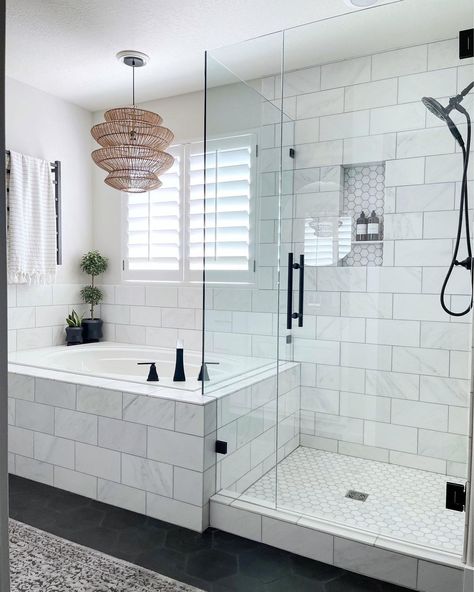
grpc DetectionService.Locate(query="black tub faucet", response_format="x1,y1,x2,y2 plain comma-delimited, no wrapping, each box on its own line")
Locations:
137,362,159,382
197,362,220,381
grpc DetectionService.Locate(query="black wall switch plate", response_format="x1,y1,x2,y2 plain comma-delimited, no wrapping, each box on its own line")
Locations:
460,29,474,59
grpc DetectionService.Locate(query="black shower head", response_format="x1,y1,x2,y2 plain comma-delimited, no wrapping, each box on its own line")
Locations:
422,95,465,148
422,96,450,123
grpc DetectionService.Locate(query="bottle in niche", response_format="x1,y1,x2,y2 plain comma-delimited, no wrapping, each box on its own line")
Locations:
356,211,367,241
368,210,380,241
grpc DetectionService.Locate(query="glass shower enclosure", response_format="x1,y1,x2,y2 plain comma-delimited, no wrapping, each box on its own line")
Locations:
202,0,474,579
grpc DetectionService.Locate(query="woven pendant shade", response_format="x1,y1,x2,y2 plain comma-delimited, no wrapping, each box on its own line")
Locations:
104,107,162,126
92,145,174,175
91,56,175,193
105,170,162,193
91,121,174,151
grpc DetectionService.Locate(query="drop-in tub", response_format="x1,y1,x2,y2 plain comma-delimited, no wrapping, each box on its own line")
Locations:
8,341,276,392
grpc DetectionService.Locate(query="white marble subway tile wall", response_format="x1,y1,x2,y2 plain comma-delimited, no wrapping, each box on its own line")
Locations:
7,284,92,352
288,39,472,477
206,38,473,477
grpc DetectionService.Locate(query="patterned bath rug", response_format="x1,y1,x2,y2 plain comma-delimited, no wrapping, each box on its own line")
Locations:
9,519,203,591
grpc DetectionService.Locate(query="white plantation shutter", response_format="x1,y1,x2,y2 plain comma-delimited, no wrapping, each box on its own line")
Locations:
303,215,351,266
124,146,183,280
122,137,255,283
187,136,254,282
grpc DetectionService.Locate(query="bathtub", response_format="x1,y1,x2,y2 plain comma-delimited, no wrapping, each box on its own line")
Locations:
8,342,276,392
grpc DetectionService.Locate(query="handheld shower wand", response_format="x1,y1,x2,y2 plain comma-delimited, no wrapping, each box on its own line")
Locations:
422,82,474,317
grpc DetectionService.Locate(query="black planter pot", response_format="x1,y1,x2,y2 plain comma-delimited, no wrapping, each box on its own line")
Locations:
82,318,103,343
65,326,83,346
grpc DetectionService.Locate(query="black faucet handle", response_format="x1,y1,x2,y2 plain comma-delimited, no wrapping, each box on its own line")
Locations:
137,362,159,382
197,362,220,382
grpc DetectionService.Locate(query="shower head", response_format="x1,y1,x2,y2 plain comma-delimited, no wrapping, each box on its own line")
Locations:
422,96,450,123
421,94,467,148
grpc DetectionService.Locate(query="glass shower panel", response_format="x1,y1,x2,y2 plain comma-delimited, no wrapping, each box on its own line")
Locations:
203,38,286,507
274,0,474,559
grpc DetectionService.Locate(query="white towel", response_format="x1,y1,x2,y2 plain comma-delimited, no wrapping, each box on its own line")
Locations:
7,151,57,284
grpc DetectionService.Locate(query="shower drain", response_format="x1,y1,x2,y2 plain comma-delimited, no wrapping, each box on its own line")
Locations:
345,490,369,502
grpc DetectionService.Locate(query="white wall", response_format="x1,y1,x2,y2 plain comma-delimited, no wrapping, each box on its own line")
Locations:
6,77,94,350
6,77,93,284
92,90,204,284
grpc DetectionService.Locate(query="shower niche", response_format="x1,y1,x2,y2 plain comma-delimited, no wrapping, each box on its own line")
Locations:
342,162,385,267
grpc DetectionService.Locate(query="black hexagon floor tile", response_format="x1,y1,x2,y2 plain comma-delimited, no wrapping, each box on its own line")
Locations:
186,548,238,581
9,475,415,592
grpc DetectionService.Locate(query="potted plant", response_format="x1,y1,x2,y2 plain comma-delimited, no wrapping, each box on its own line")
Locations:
65,310,84,346
80,250,108,343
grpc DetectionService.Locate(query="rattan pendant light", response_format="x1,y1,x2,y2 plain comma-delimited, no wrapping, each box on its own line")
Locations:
91,51,174,193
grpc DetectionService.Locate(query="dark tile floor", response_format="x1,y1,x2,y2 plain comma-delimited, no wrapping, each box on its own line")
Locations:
9,475,414,592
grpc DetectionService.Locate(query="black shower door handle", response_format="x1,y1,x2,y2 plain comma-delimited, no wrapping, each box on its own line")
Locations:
286,252,304,329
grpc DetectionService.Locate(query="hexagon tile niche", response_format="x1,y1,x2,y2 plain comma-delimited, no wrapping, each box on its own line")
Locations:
342,163,385,267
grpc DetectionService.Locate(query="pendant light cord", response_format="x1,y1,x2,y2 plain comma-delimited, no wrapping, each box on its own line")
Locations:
132,61,135,107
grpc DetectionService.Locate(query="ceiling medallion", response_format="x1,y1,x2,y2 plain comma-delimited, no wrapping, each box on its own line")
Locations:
91,51,174,193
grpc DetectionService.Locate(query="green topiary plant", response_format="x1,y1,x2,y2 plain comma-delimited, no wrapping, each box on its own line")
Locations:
80,250,108,319
66,309,83,327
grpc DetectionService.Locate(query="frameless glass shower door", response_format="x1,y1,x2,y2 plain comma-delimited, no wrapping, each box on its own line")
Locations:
203,34,288,507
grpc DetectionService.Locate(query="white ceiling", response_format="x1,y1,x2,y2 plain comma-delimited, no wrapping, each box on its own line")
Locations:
6,0,472,112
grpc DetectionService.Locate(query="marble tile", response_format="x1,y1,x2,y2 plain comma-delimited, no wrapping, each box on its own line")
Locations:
315,413,363,444
417,560,464,592
9,426,34,457
343,133,396,165
340,392,390,422
334,538,417,588
97,478,146,514
370,103,426,135
398,68,457,104
366,319,419,347
418,430,468,463
262,517,333,564
210,501,262,541
15,456,53,485
35,378,76,409
98,417,147,456
296,88,344,119
316,365,365,394
341,342,392,371
15,400,54,434
147,492,206,532
372,45,427,80
147,427,204,471
75,443,121,482
53,466,97,498
173,467,204,506
392,399,448,431
364,421,417,453
54,408,98,444
420,376,470,407
365,369,419,400
321,56,371,89
77,386,122,419
34,432,75,469
392,346,449,377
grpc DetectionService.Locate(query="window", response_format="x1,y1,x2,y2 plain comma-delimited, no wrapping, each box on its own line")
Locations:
122,135,255,283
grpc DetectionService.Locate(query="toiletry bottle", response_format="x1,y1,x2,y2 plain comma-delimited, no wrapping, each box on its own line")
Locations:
356,211,367,242
368,210,380,241
173,339,186,382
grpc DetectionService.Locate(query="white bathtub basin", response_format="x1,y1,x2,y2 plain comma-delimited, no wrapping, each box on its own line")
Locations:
9,342,276,392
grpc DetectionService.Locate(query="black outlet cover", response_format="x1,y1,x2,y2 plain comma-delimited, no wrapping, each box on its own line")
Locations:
460,29,474,59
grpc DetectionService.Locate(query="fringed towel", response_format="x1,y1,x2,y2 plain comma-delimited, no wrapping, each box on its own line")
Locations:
7,150,57,284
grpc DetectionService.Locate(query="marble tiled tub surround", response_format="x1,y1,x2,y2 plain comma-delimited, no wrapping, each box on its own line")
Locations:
7,361,299,533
